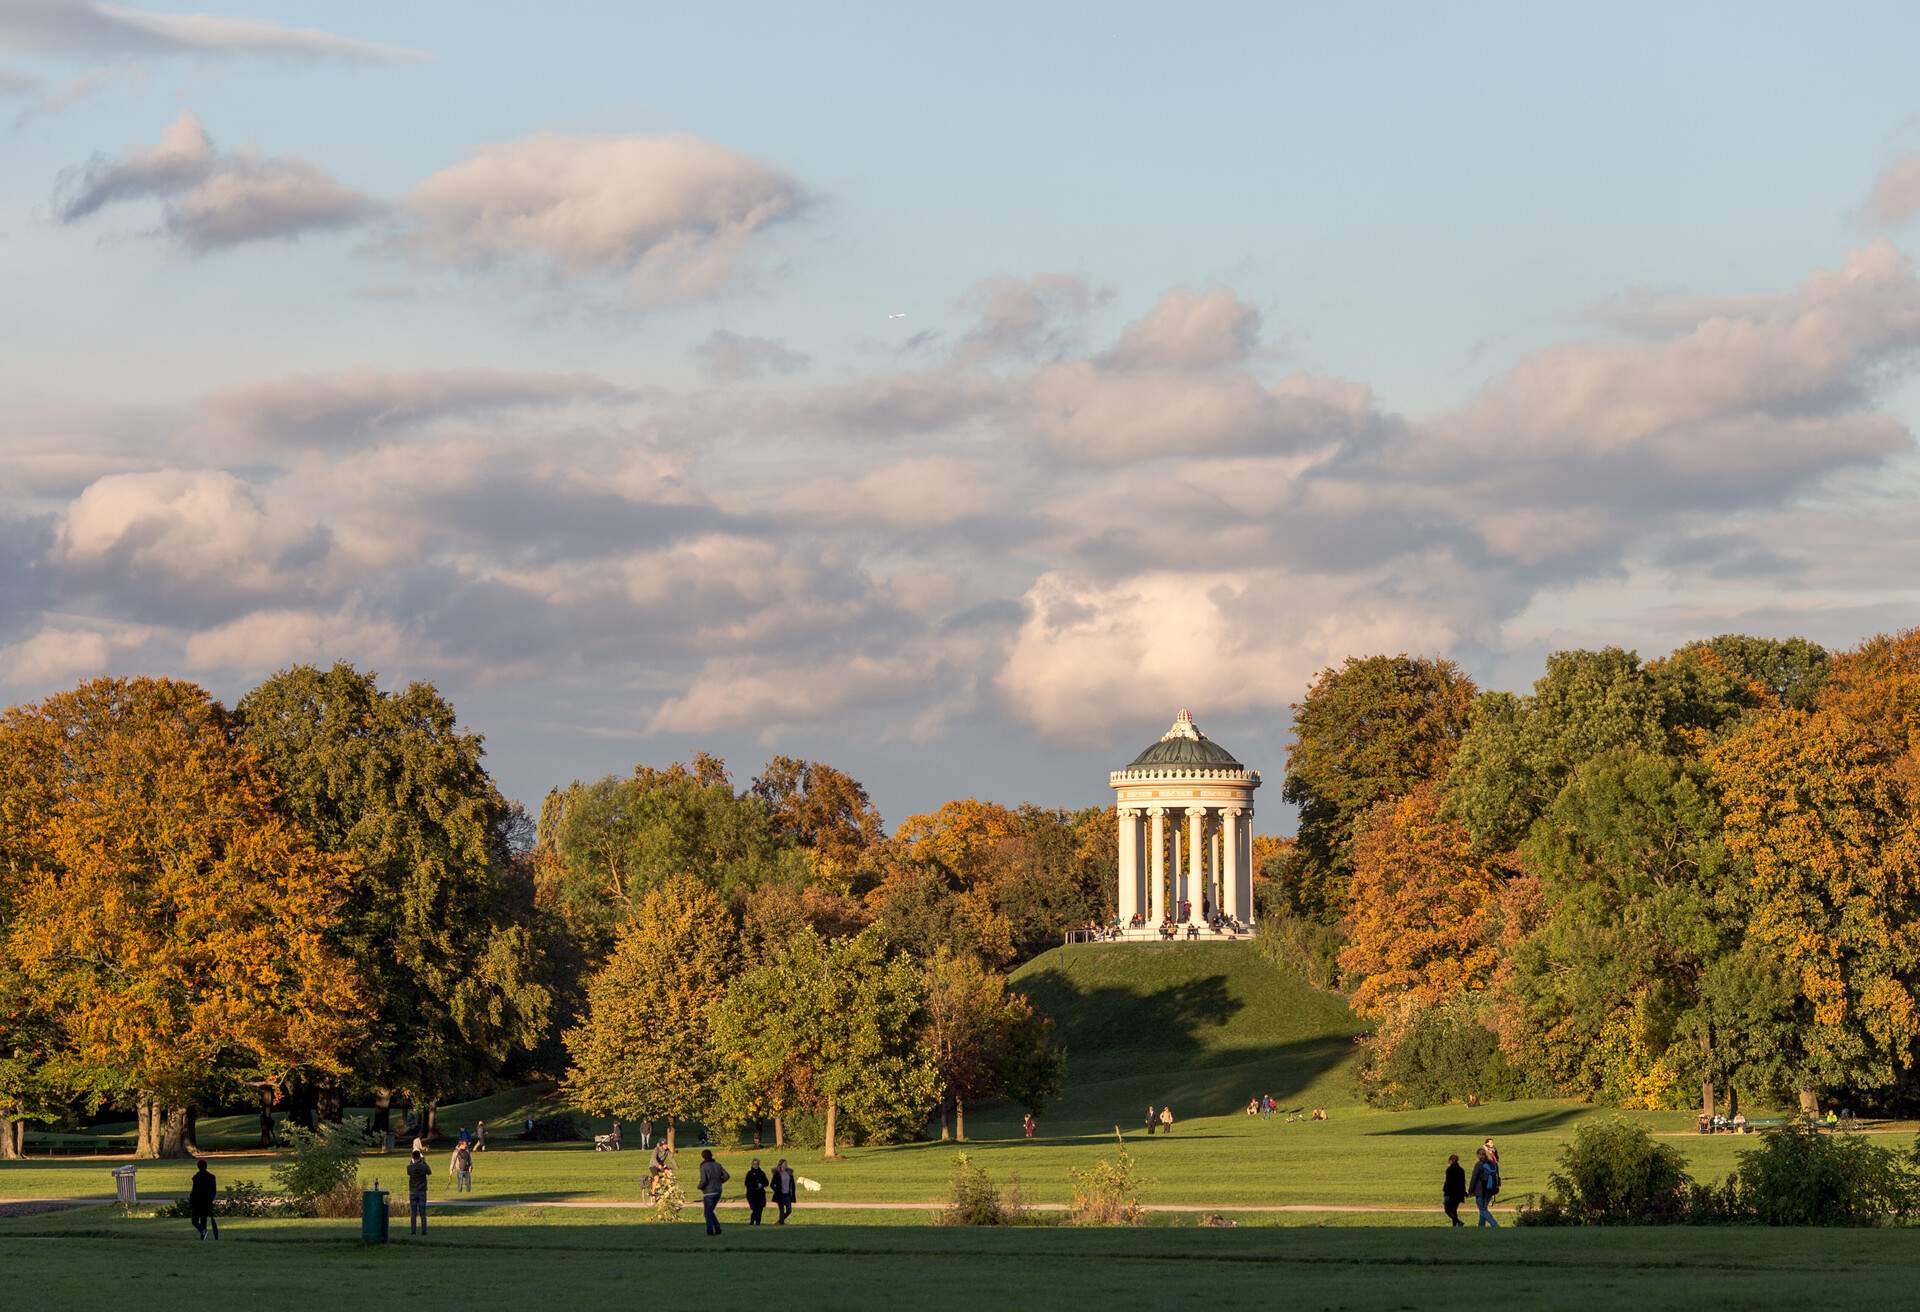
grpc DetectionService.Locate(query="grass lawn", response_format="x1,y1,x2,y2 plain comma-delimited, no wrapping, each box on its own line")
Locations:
4,1210,1919,1311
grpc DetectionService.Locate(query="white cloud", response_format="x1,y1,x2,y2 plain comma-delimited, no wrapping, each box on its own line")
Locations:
0,0,424,62
1104,286,1262,368
1866,152,1920,227
56,109,381,251
202,368,630,446
56,468,327,593
400,133,807,302
182,607,405,671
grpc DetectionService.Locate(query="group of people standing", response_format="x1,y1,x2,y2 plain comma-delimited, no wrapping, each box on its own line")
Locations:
1441,1139,1502,1227
691,1150,798,1235
1143,1104,1175,1134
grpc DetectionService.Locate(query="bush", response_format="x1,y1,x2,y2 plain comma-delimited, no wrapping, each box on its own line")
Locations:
1359,1000,1543,1108
157,1180,289,1219
939,1153,1029,1226
649,1166,685,1224
1735,1127,1920,1226
272,1121,369,1210
522,1114,583,1141
1527,1118,1694,1224
1254,911,1343,990
1068,1148,1145,1225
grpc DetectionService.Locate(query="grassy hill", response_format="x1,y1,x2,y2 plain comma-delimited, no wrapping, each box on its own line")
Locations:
1008,941,1364,1128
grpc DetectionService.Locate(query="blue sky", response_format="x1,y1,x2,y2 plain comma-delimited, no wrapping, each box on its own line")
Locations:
5,1,1920,828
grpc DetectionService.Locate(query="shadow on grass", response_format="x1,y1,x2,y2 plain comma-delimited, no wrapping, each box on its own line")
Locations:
1371,1108,1587,1137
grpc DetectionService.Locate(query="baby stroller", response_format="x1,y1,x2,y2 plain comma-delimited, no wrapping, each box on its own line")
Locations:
594,1127,623,1151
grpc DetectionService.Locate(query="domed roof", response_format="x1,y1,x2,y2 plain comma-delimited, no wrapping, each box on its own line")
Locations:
1124,709,1243,771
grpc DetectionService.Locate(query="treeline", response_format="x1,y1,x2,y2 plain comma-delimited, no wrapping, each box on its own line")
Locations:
0,665,1095,1157
1267,630,1920,1117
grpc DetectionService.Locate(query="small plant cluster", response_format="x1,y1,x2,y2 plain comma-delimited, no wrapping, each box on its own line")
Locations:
1517,1119,1920,1227
649,1166,686,1223
1068,1146,1146,1225
157,1180,282,1220
275,1121,372,1218
939,1153,1030,1226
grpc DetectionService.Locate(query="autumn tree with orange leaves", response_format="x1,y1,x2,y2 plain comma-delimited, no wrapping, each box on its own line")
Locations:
0,678,364,1157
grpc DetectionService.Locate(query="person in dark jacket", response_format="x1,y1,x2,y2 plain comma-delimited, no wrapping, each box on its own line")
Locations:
1442,1154,1466,1227
697,1149,730,1236
1468,1147,1500,1227
406,1149,431,1233
770,1158,797,1224
743,1157,770,1225
188,1159,219,1240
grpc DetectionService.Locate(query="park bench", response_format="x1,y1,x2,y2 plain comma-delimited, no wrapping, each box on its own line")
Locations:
1737,1117,1792,1133
38,1136,129,1155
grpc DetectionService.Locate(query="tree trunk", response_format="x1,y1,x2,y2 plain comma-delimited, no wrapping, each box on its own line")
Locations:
0,1117,24,1159
774,1116,785,1149
1728,1088,1739,1120
372,1089,392,1149
666,1116,676,1152
823,1097,839,1159
317,1085,343,1125
424,1102,439,1141
939,1099,950,1141
183,1105,200,1155
1701,1080,1714,1122
1799,1088,1820,1116
955,1097,966,1144
136,1096,159,1159
258,1089,276,1148
158,1106,190,1159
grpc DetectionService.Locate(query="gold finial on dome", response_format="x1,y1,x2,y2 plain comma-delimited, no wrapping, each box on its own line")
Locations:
1162,708,1202,741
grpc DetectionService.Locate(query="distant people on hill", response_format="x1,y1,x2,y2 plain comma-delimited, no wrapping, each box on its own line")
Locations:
450,1140,473,1194
1160,1106,1175,1134
1145,1105,1158,1135
1262,1094,1276,1118
1442,1154,1466,1227
697,1149,730,1236
406,1149,431,1234
1246,1098,1259,1116
1023,1113,1036,1138
1311,1108,1328,1121
1469,1147,1500,1227
771,1158,797,1224
474,1120,487,1152
188,1159,219,1240
744,1157,769,1225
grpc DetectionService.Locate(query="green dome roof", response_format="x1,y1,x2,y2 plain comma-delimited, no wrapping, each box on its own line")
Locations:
1123,709,1244,771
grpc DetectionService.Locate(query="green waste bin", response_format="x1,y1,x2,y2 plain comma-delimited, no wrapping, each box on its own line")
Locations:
362,1184,390,1243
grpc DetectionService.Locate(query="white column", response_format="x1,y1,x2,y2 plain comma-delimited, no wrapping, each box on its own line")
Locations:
1211,822,1223,918
1116,807,1137,926
1171,825,1183,910
1223,807,1242,924
1239,809,1255,925
1185,807,1206,925
1149,809,1167,923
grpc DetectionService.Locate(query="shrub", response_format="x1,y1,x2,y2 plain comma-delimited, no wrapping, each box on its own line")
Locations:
522,1114,583,1142
1359,999,1543,1108
649,1166,685,1223
1254,911,1343,990
1068,1148,1145,1225
272,1121,370,1210
940,1153,1028,1225
157,1180,288,1219
1735,1127,1920,1226
1533,1118,1694,1224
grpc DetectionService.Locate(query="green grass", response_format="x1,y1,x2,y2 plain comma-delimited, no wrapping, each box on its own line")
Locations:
5,1211,1920,1311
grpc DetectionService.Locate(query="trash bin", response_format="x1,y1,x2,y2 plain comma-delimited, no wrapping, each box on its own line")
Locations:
360,1183,389,1244
110,1164,137,1206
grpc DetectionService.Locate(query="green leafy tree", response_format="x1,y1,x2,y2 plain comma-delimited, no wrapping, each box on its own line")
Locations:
1282,654,1476,915
236,663,550,1132
564,877,740,1146
922,949,1063,1140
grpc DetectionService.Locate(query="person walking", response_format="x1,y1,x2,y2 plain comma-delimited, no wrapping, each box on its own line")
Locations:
1159,1105,1174,1134
406,1149,431,1234
1023,1113,1035,1139
771,1158,797,1224
744,1157,770,1226
697,1149,730,1236
1144,1105,1157,1136
639,1118,653,1150
474,1120,487,1153
1482,1138,1499,1168
450,1139,473,1194
187,1159,219,1240
1442,1154,1467,1227
457,1125,471,1150
1469,1147,1500,1228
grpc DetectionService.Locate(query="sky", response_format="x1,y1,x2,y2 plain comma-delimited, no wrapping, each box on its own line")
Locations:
5,1,1920,829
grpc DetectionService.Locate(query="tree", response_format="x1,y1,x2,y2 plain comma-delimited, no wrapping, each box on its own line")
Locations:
538,759,805,957
1711,703,1920,1110
922,949,1063,1140
1338,785,1507,1020
1446,649,1667,852
236,663,550,1132
750,756,885,872
0,678,364,1157
564,878,740,1146
1283,654,1476,914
